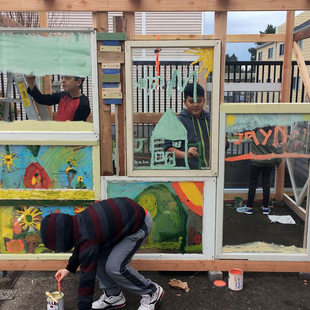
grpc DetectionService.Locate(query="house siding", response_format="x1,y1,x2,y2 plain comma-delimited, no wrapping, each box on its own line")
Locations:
256,11,310,103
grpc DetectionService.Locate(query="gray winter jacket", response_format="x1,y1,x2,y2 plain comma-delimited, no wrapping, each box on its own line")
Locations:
164,109,210,169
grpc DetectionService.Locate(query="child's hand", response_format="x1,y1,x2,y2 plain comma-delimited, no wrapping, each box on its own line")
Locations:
188,147,198,158
55,268,70,283
25,75,36,89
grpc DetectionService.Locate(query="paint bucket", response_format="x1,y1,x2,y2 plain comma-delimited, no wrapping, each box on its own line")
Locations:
233,197,243,208
47,291,64,310
228,269,243,291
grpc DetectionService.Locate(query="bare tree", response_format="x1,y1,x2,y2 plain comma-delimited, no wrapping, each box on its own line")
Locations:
0,11,68,27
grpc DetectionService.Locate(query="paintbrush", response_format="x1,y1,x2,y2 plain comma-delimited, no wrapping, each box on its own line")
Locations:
45,291,59,303
57,274,61,292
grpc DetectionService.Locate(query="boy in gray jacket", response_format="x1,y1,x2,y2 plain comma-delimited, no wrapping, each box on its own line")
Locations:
165,83,210,169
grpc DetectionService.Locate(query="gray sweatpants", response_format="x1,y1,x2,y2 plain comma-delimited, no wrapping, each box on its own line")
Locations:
96,213,156,296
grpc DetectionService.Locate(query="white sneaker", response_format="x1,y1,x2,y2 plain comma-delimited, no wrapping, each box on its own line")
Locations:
92,291,126,309
138,284,164,310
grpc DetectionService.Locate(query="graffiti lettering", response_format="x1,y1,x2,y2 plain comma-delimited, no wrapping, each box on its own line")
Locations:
232,126,287,147
133,69,198,100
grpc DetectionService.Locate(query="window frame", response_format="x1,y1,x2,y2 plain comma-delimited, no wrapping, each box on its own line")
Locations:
0,28,99,142
125,40,221,177
268,47,274,59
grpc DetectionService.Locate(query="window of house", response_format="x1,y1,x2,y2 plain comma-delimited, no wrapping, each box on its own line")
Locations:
299,40,303,50
268,47,274,59
279,43,284,56
258,51,263,61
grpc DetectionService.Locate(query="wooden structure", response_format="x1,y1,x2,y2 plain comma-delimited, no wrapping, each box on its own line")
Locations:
0,1,310,272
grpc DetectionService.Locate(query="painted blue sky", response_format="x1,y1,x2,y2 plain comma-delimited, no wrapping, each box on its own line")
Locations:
203,11,303,60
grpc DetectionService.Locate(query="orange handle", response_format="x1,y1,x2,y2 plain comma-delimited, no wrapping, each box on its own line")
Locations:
57,275,61,292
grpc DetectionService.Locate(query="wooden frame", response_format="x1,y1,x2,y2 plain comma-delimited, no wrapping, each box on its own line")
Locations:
0,0,310,12
216,103,310,261
0,28,99,138
125,40,220,177
1,259,310,272
102,176,216,260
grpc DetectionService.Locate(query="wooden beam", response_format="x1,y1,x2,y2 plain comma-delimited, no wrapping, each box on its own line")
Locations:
293,41,310,100
93,12,113,176
214,11,227,104
1,259,310,272
303,175,310,247
113,14,135,176
1,0,310,12
283,193,305,221
275,11,295,201
226,33,286,43
294,25,310,42
135,34,286,42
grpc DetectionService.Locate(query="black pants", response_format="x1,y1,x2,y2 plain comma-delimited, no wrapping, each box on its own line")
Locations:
247,164,274,208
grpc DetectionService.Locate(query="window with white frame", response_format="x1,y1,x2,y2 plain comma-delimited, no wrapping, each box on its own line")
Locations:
125,40,221,177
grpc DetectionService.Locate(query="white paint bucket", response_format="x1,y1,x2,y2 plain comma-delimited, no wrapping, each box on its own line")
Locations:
47,291,64,310
228,268,243,291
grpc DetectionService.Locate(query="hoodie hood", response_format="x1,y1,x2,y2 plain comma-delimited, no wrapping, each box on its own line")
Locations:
40,213,73,252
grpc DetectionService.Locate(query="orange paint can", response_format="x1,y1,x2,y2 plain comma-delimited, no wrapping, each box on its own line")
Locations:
228,268,243,291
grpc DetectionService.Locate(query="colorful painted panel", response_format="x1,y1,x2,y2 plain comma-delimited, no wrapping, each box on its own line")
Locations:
0,205,86,254
107,181,204,253
0,145,93,199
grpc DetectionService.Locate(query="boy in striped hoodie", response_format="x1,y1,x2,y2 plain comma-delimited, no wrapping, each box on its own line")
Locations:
40,197,164,310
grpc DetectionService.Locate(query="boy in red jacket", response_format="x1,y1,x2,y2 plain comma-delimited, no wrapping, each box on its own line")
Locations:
26,75,90,121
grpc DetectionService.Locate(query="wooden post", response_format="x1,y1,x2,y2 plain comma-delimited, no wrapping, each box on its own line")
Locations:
93,12,114,176
113,14,135,175
114,12,135,176
303,170,310,248
275,11,295,201
214,12,227,105
293,41,310,99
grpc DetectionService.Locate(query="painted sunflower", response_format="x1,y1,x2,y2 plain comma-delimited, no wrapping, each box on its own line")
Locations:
16,207,42,231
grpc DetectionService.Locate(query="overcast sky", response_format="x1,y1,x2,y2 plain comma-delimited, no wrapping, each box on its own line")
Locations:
203,11,302,60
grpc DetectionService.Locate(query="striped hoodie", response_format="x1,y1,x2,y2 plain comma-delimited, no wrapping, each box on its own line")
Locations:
40,197,146,310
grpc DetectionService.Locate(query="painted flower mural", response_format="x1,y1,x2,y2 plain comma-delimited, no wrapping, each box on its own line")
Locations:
23,162,51,189
0,151,18,172
6,239,24,253
16,207,42,231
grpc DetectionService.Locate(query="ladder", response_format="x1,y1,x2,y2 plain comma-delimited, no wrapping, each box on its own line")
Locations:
1,73,51,121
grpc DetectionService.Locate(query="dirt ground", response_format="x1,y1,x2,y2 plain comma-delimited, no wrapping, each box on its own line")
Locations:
223,201,304,247
1,270,310,310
